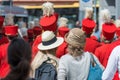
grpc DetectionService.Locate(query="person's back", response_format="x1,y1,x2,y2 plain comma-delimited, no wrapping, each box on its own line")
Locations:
59,52,91,80
57,28,103,80
30,31,63,78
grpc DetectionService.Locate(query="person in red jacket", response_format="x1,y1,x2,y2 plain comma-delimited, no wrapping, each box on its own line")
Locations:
0,16,9,45
32,28,42,59
39,1,58,34
0,25,18,78
33,18,42,39
56,17,69,58
95,9,118,80
81,7,101,54
32,2,59,59
101,19,120,80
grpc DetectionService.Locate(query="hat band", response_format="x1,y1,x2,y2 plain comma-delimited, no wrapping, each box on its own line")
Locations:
42,37,57,46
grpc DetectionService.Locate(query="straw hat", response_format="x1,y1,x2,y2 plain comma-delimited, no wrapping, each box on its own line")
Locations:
65,28,86,47
38,31,64,50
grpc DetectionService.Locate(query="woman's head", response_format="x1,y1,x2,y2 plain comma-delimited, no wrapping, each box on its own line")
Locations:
6,38,32,80
65,28,86,57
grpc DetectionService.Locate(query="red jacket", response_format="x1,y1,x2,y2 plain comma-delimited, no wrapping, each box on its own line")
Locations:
95,44,110,67
95,39,120,80
32,35,42,59
0,43,10,78
84,36,101,54
56,41,68,58
0,36,9,46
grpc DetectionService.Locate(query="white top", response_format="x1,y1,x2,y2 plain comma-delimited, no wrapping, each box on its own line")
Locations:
58,52,103,80
102,45,120,80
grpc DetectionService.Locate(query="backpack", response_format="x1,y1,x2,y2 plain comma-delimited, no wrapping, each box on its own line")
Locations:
35,57,57,80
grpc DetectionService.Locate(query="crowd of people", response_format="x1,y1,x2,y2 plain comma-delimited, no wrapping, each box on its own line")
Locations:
0,1,120,80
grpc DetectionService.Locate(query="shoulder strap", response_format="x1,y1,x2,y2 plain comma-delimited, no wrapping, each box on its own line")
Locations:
43,56,57,67
89,53,96,66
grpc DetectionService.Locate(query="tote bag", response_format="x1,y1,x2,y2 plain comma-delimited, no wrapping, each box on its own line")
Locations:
87,54,103,80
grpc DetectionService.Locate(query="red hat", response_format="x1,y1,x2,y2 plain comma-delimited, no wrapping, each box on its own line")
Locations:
58,27,69,37
116,28,120,37
27,29,34,38
102,23,116,40
82,18,96,34
5,26,18,36
0,16,4,28
33,26,42,36
40,14,58,32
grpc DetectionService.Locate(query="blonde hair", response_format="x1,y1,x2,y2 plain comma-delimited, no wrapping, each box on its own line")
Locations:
42,2,54,16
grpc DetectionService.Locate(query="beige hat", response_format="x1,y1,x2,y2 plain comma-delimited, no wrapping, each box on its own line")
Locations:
65,28,86,47
38,31,64,50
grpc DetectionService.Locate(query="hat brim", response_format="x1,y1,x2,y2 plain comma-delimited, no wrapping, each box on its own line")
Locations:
38,37,64,50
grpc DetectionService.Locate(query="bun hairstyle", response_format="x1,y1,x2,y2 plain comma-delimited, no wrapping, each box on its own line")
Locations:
42,2,54,16
59,17,69,27
3,38,32,80
84,7,93,19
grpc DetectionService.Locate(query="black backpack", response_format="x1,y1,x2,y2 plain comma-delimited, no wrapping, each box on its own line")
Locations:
35,57,57,80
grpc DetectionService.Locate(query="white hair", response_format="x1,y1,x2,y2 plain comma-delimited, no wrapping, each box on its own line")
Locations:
42,2,54,16
59,17,69,27
84,7,93,19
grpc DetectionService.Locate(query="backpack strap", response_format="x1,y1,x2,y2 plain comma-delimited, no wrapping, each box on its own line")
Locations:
43,56,58,67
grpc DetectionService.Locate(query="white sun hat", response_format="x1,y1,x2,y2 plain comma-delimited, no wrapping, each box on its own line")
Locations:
38,31,64,50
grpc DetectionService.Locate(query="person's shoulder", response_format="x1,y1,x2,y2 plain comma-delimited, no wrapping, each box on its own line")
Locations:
112,45,120,51
83,52,91,56
60,53,73,61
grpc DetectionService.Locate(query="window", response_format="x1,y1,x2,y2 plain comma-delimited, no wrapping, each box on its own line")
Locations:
1,0,13,6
